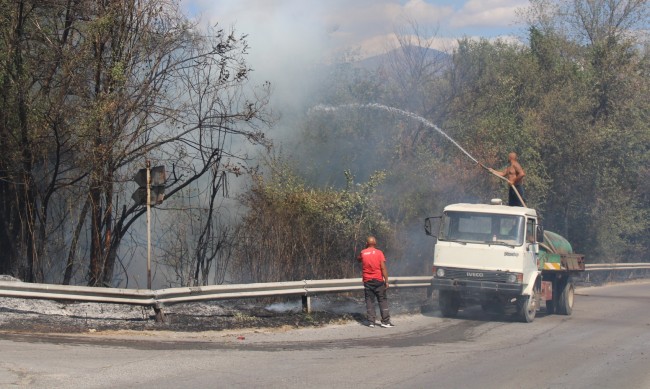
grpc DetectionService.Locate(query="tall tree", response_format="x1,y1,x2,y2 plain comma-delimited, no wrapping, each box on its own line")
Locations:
523,0,650,261
0,0,272,285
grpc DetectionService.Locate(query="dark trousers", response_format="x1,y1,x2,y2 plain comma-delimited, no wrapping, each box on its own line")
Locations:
508,184,526,207
364,279,390,324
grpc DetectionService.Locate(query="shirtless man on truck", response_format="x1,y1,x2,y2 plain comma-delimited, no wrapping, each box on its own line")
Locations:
490,152,526,206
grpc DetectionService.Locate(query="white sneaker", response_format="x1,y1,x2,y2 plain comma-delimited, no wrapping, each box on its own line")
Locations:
380,322,395,328
367,322,376,328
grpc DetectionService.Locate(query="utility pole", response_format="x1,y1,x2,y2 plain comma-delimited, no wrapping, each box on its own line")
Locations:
146,160,152,290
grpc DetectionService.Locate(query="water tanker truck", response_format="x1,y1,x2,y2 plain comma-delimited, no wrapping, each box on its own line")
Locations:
424,199,585,322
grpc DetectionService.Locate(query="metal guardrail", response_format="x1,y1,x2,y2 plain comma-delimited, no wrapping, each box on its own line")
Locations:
580,263,650,286
0,281,156,305
584,263,650,271
0,265,648,316
0,276,433,309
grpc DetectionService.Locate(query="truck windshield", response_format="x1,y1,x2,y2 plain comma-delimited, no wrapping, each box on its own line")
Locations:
439,211,525,246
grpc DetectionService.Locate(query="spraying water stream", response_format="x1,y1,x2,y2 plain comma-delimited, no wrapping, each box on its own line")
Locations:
309,103,526,206
309,103,479,165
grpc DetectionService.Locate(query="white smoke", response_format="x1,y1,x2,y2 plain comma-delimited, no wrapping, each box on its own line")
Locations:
181,0,529,146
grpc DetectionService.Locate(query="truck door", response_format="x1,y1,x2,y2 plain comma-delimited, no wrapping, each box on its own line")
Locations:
525,218,538,269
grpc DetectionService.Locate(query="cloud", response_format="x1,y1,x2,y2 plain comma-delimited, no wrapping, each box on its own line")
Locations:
403,0,454,23
322,0,453,55
451,0,528,28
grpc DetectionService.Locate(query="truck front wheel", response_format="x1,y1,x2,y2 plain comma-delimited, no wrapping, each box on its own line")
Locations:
439,290,460,317
517,294,537,323
557,277,575,315
517,281,540,323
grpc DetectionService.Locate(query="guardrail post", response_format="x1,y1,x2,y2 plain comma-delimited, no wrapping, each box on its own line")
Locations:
301,295,311,313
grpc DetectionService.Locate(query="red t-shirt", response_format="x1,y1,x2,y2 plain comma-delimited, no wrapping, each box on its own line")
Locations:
359,247,385,282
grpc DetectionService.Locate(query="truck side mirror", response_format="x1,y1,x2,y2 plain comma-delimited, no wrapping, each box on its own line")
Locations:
424,216,441,236
425,218,432,236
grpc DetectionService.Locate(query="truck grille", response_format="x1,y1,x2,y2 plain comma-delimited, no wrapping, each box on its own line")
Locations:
439,268,512,283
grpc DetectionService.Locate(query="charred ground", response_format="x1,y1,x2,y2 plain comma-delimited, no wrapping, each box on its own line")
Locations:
0,289,433,334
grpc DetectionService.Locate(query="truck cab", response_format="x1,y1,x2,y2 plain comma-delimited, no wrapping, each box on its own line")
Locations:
425,200,583,322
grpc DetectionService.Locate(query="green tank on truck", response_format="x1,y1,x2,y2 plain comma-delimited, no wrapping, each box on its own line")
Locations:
424,200,585,323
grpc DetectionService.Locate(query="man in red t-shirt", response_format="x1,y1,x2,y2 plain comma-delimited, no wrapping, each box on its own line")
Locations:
357,236,393,328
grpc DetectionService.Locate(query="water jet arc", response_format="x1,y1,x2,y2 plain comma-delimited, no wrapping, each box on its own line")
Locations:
309,103,526,207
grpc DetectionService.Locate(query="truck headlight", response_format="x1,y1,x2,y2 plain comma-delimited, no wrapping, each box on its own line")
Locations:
507,274,518,283
436,268,446,278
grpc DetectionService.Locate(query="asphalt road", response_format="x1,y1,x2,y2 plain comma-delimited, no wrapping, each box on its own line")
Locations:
1,281,650,389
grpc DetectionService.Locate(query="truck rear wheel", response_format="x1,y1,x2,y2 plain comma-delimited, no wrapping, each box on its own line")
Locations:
439,291,460,317
557,278,574,315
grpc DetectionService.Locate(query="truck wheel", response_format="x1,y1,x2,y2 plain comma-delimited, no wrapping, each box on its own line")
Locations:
517,281,541,323
557,278,574,315
439,291,460,317
517,295,537,323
